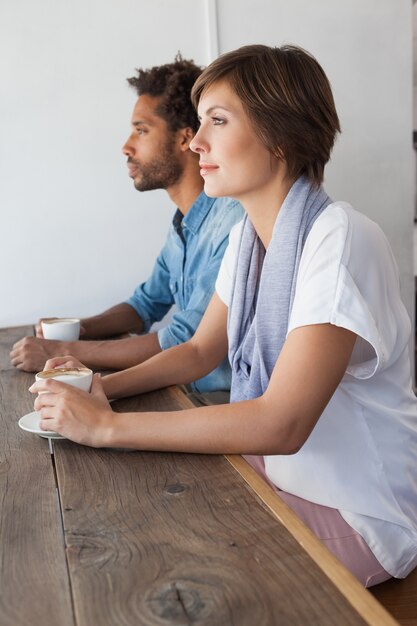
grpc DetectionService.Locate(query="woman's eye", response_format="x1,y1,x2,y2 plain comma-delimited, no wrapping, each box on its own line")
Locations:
212,117,225,126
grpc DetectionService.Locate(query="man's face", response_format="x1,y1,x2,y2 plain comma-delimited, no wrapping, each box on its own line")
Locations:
122,94,183,191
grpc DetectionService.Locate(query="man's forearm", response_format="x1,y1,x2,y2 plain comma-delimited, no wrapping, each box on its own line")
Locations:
10,319,158,373
65,332,161,370
81,303,144,339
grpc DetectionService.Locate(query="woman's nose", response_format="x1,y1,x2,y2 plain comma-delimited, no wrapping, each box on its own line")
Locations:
189,127,207,154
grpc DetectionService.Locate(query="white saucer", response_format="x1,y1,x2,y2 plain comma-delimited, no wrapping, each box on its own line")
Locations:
18,411,66,440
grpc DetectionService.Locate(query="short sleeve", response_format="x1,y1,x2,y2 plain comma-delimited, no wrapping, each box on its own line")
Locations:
215,219,244,306
288,203,408,379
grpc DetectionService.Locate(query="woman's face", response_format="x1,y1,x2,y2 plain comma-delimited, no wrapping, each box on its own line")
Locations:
190,80,281,203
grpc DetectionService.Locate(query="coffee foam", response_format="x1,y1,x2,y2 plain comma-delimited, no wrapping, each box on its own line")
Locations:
42,318,79,325
37,367,91,379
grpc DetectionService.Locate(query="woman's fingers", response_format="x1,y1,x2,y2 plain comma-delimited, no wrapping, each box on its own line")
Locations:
43,355,86,371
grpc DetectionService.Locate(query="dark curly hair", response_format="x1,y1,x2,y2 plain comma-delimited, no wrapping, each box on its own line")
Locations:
127,53,202,133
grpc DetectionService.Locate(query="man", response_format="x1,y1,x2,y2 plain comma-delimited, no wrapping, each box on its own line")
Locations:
10,55,243,394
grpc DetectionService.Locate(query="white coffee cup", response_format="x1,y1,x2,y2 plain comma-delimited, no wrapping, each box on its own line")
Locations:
41,318,81,341
35,367,92,436
35,367,93,392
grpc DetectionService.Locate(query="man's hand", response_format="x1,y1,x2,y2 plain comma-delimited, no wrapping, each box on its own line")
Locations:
10,336,65,372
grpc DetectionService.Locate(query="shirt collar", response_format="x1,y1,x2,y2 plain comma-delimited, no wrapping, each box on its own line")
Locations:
177,191,215,235
172,209,184,239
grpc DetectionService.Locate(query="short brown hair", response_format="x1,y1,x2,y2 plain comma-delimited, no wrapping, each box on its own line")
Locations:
191,44,340,186
127,53,202,133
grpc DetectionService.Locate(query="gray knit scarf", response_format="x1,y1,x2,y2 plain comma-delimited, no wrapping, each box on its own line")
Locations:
228,175,332,402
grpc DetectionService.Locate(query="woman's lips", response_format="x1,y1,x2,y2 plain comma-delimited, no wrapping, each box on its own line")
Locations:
199,163,219,176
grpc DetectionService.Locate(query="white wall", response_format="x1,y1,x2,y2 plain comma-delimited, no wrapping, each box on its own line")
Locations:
0,0,207,326
0,0,414,341
414,1,417,135
216,0,414,329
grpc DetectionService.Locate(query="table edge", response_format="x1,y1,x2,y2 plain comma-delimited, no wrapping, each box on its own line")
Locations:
225,454,399,626
168,386,397,624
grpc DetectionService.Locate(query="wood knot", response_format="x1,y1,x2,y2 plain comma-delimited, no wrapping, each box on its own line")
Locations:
145,580,211,621
165,483,189,495
144,571,269,623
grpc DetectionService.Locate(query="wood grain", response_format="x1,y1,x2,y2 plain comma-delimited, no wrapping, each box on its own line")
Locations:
53,387,375,626
0,325,33,370
170,388,400,626
370,567,417,626
0,350,74,625
226,454,399,626
0,327,405,625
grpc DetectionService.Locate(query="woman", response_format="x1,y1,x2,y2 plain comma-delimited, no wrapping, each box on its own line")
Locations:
31,45,417,587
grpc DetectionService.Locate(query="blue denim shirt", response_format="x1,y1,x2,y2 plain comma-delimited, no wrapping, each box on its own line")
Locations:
126,192,244,392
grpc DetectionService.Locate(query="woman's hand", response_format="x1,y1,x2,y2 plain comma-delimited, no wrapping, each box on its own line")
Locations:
29,374,114,448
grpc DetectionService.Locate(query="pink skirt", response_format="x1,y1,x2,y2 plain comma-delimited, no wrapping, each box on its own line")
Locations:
243,455,391,587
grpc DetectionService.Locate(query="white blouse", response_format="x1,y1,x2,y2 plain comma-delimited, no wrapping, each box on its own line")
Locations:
216,203,417,578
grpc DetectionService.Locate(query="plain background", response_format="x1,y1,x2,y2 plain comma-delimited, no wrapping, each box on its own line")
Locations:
0,0,414,364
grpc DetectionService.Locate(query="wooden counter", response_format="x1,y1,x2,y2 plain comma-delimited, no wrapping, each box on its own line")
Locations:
0,326,398,625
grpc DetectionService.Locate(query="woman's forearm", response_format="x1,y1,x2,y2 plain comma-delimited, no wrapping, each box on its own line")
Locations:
103,395,295,455
101,338,224,399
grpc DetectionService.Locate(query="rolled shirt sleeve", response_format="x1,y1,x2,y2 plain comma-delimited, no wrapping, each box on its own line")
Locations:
126,244,175,334
125,194,244,392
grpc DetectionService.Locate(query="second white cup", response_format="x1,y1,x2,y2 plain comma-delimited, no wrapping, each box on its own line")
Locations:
41,318,81,341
